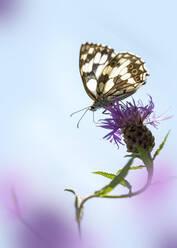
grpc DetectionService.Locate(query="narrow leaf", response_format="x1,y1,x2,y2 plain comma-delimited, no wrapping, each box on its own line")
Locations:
121,179,132,194
93,171,132,190
153,131,170,160
95,158,134,196
65,189,80,208
65,189,77,195
124,154,140,159
92,171,116,179
65,189,83,221
116,165,145,174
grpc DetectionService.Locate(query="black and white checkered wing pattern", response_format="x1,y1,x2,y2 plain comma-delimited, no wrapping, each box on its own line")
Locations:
79,43,116,100
97,52,148,101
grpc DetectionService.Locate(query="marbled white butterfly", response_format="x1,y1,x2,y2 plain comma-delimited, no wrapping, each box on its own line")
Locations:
72,42,149,127
79,42,149,111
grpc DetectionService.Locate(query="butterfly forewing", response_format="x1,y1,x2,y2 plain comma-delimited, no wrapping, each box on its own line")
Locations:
96,52,148,101
79,43,116,100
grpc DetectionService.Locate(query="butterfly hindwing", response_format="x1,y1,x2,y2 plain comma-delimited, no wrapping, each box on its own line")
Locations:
79,43,116,100
96,52,148,101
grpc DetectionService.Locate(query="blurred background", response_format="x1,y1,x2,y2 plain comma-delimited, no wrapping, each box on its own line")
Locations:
0,0,176,247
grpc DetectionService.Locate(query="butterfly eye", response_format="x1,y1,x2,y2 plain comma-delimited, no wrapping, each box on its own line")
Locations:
132,69,138,75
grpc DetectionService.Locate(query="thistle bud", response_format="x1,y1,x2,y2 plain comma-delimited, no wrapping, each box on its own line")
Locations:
122,123,155,153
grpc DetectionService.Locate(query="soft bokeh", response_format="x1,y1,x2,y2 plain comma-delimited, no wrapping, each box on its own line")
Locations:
17,207,81,248
0,0,176,247
133,158,174,206
0,173,97,248
0,0,21,21
155,228,177,248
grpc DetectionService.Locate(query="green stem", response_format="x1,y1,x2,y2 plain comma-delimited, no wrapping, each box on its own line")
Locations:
77,157,153,233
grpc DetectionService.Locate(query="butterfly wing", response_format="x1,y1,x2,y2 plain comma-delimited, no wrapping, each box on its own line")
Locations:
97,52,148,101
79,42,116,101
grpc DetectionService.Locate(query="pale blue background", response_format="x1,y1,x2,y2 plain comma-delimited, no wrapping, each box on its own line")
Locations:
0,0,176,247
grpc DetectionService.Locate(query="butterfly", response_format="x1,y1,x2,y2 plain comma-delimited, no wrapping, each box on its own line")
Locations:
79,42,149,111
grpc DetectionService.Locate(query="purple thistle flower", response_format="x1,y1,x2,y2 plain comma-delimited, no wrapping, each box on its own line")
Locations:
99,96,168,152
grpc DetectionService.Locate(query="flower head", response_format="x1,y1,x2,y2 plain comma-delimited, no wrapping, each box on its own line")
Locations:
100,96,167,153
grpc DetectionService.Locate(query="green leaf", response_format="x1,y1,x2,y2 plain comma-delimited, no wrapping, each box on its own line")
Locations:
124,154,140,159
93,171,132,191
92,171,116,179
122,179,132,194
116,165,145,174
95,158,134,196
65,189,79,206
153,131,170,160
65,189,83,221
65,188,77,195
65,189,81,210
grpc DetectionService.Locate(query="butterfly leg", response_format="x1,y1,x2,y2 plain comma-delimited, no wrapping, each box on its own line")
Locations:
92,111,98,125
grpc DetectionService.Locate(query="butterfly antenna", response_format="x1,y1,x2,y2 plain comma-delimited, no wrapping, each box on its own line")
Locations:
70,106,90,117
76,108,89,128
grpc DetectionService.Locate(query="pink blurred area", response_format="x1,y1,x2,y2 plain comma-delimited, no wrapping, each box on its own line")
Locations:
16,206,81,248
0,0,21,20
154,226,177,248
0,169,97,248
0,170,33,219
129,157,177,246
132,158,175,209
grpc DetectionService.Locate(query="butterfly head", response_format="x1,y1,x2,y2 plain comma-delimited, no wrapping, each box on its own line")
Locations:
89,101,103,111
90,98,115,111
89,105,97,111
